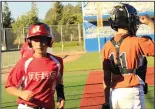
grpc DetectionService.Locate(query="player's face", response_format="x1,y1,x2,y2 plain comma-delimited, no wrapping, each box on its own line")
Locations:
30,36,48,55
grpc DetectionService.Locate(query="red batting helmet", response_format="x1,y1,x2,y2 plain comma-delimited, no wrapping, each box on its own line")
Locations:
27,22,53,47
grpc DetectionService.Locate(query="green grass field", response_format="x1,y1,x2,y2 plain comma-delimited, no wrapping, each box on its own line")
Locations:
1,52,154,109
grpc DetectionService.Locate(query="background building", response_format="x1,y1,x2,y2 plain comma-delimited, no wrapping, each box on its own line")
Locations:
82,2,154,52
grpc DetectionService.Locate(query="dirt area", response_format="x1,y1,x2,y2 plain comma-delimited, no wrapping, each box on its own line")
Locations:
80,68,154,109
55,51,86,63
1,51,86,83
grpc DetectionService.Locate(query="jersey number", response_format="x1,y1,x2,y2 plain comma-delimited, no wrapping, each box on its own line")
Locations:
109,52,127,68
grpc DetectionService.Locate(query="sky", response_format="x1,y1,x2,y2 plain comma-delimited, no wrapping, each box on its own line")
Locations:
3,2,78,20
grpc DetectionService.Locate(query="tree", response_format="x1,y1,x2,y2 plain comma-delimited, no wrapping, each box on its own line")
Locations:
58,4,73,25
31,1,38,22
44,2,64,42
53,2,63,24
58,3,83,41
44,2,83,42
2,2,14,28
59,2,82,25
11,2,39,48
44,2,63,25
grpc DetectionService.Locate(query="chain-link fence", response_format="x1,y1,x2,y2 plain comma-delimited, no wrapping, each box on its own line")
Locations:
1,24,85,68
23,24,84,53
2,23,153,68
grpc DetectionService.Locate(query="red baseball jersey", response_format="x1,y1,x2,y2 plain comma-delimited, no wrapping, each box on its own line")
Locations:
102,33,154,88
20,42,34,58
5,53,63,109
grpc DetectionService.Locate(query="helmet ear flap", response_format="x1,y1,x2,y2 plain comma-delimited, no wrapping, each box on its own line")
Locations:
109,18,118,31
48,38,53,47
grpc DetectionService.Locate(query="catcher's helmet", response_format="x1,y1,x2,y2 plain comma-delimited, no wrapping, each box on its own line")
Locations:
27,22,53,47
108,3,140,35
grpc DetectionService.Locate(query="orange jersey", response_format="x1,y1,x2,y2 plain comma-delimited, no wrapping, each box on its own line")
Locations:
102,33,154,88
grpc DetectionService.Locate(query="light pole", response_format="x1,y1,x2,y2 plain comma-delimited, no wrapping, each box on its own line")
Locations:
96,2,103,52
96,2,103,66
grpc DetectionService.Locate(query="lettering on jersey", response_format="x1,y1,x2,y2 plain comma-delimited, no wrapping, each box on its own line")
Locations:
28,71,57,81
109,52,128,69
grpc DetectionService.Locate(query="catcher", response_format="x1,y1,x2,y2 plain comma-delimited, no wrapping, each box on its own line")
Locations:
5,22,65,109
102,3,154,109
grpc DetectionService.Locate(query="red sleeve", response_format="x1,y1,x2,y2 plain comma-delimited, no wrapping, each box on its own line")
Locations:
20,42,30,58
20,44,25,57
5,59,25,88
138,37,154,56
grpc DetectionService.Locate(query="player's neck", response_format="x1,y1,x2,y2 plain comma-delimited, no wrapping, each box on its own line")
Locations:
33,52,48,58
117,28,129,34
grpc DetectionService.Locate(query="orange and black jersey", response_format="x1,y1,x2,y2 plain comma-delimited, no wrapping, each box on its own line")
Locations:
102,33,154,88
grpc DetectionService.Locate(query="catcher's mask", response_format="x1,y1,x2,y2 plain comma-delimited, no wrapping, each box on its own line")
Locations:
27,22,53,48
108,3,140,35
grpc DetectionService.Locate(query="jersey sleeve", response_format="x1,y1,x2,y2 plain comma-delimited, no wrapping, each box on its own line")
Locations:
5,59,25,88
138,37,154,56
20,45,25,57
102,42,113,71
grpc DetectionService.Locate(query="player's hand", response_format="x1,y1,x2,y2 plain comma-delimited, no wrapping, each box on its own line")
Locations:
19,90,34,101
57,97,65,109
139,15,153,25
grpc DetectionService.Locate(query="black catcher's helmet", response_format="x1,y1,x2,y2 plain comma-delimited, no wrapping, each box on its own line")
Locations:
108,3,140,35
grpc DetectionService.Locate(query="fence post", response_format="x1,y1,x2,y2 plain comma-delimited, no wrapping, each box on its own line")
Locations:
23,27,25,41
70,34,73,42
61,25,64,52
78,23,81,46
0,2,2,89
4,28,7,50
17,35,21,49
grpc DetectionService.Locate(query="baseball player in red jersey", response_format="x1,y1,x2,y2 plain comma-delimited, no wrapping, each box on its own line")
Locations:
20,40,34,58
102,3,154,109
5,22,65,109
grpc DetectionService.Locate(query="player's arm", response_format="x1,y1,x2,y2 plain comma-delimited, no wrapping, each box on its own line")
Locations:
139,15,154,32
5,59,34,101
103,59,111,104
56,58,65,109
138,37,154,56
6,87,34,101
6,87,23,97
102,47,111,105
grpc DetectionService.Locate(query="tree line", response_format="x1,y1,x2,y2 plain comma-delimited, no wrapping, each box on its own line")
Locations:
2,2,83,48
